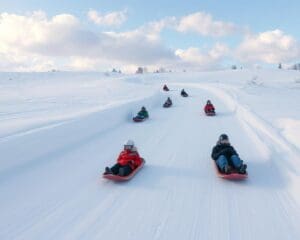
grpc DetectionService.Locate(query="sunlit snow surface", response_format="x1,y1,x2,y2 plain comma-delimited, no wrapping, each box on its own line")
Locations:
1,69,300,240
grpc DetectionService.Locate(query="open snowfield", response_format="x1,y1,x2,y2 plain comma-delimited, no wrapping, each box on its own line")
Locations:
1,69,300,240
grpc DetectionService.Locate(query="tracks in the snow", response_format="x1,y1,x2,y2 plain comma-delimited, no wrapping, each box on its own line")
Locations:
1,84,300,240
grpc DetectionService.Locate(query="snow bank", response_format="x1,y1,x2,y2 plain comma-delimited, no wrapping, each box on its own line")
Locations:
0,72,160,139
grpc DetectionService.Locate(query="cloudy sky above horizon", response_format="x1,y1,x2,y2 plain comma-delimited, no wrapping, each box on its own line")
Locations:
1,0,300,72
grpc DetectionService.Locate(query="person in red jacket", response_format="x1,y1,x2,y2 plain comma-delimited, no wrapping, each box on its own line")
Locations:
204,100,215,114
104,140,142,176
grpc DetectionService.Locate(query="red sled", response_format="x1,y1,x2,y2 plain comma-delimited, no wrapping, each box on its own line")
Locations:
103,159,145,181
205,112,216,116
213,160,247,180
133,116,147,122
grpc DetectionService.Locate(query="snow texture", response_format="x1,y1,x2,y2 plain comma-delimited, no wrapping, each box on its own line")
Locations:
1,69,300,240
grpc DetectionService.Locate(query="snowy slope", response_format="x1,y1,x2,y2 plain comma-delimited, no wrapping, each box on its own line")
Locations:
1,70,300,240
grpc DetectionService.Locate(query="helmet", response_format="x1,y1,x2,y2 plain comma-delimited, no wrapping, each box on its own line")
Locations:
141,106,146,110
219,134,229,142
124,139,135,150
207,100,211,104
124,139,134,146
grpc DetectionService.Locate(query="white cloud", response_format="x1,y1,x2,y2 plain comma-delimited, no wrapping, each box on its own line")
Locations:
67,57,99,71
0,52,56,71
176,12,237,37
0,11,176,71
87,9,127,27
2,10,299,72
236,30,300,64
137,12,239,38
0,11,79,48
175,43,229,70
146,17,177,34
102,30,175,64
0,10,233,72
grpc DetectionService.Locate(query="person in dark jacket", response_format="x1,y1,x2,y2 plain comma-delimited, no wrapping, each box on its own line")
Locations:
211,134,247,174
163,84,169,91
163,97,172,107
181,89,188,97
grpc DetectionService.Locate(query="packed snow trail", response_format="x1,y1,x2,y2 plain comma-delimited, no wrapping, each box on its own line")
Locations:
1,86,300,240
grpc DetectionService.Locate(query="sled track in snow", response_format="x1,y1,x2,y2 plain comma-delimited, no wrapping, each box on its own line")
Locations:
1,84,300,240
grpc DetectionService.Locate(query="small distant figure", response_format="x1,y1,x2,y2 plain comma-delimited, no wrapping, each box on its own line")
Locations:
163,84,169,91
133,106,149,122
204,100,215,116
163,97,172,108
181,89,188,97
137,106,149,119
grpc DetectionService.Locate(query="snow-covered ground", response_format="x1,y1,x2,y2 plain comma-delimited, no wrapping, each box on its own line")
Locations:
1,69,300,240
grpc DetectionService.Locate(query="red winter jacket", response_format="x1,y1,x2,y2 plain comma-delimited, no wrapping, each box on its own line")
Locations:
117,150,142,169
204,104,215,113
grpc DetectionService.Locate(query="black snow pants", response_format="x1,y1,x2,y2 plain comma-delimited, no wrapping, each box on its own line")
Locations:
110,163,133,176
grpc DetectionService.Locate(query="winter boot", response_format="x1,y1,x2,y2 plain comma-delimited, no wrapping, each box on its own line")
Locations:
238,164,247,174
104,167,112,175
224,164,231,174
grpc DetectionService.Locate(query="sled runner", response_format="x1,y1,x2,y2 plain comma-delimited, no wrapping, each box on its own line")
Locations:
163,103,172,108
103,159,145,181
205,112,216,116
213,160,247,180
133,116,147,122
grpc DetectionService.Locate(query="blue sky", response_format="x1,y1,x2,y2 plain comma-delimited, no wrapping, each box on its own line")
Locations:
3,0,299,32
1,0,300,71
